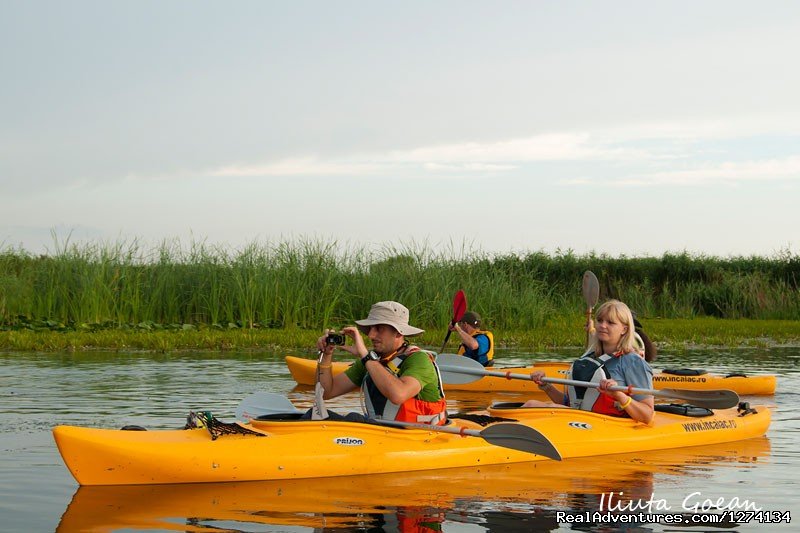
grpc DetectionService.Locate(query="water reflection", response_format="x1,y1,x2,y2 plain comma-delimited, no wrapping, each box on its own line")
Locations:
2,347,796,531
57,438,770,532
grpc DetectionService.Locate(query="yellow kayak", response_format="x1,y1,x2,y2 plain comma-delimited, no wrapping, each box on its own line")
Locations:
53,399,770,486
57,438,771,531
285,355,777,395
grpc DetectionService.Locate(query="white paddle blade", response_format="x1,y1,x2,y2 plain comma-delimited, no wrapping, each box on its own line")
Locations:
582,271,600,307
236,392,301,422
436,353,492,384
312,382,328,420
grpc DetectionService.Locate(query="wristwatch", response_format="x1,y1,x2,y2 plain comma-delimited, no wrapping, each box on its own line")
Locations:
361,351,380,365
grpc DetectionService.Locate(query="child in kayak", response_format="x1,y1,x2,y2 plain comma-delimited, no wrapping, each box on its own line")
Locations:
315,301,447,425
523,299,655,424
633,315,658,363
450,310,494,367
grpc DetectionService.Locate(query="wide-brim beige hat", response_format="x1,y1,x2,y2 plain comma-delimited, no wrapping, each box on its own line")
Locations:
355,301,424,337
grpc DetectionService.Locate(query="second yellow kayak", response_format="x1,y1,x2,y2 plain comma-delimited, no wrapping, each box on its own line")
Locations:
285,355,776,395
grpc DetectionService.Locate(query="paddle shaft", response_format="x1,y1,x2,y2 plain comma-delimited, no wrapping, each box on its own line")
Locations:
377,418,484,438
435,353,740,409
441,364,689,397
312,350,328,420
584,308,592,347
439,330,455,354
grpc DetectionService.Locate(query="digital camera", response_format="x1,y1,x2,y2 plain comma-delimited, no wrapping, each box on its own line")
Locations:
325,333,346,345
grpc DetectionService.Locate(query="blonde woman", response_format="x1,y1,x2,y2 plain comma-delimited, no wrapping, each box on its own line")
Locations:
524,299,655,424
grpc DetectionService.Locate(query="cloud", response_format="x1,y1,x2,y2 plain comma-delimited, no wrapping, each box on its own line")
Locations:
422,162,518,173
612,156,800,187
390,133,641,162
208,132,648,179
132,117,800,185
211,158,383,177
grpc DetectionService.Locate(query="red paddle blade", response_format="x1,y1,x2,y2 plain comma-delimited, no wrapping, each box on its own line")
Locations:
453,290,467,322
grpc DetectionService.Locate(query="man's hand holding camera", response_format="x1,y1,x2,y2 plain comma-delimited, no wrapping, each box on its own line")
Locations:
316,326,368,360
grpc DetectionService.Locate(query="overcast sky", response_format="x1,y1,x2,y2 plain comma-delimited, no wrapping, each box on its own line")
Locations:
2,1,798,259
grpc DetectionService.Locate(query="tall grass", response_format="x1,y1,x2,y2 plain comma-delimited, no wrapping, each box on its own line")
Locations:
1,239,799,333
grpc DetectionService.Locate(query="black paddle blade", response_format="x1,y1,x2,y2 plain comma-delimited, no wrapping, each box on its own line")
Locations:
481,423,562,460
658,388,740,409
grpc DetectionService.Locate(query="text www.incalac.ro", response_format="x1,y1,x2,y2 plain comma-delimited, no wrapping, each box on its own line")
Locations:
556,510,791,526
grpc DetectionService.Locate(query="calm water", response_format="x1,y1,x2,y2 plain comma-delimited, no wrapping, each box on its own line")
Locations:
1,347,798,532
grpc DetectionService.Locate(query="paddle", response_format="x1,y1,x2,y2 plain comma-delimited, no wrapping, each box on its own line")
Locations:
312,350,329,420
235,391,302,422
233,391,562,460
376,419,562,460
439,290,467,353
435,353,740,410
582,270,600,348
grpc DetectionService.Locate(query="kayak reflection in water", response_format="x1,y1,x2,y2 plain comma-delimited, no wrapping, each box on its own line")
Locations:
523,300,655,424
315,300,447,425
451,310,495,367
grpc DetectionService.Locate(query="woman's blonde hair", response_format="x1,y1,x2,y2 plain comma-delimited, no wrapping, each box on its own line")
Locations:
592,299,636,355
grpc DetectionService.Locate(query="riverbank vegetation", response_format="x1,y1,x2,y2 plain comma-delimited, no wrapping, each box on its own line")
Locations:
1,238,798,352
2,318,798,354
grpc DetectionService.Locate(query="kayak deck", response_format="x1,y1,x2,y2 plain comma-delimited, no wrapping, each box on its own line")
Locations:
285,355,777,395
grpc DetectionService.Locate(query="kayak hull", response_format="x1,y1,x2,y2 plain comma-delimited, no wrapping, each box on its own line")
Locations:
53,403,770,486
285,355,777,395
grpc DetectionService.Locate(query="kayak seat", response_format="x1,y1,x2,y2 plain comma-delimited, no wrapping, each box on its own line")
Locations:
725,373,748,378
254,412,305,421
275,410,400,426
120,425,147,431
489,401,715,418
662,368,707,376
449,412,518,426
654,404,713,417
490,401,715,418
254,408,368,422
489,402,525,409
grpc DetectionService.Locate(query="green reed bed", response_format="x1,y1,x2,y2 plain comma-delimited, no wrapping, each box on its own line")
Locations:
2,319,798,354
1,239,799,352
0,327,312,353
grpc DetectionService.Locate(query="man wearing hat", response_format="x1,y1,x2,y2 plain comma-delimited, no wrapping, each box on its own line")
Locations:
315,301,447,425
451,310,494,367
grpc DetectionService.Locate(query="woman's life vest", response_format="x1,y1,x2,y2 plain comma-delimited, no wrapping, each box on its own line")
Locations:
362,347,448,425
457,330,494,367
567,352,628,417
